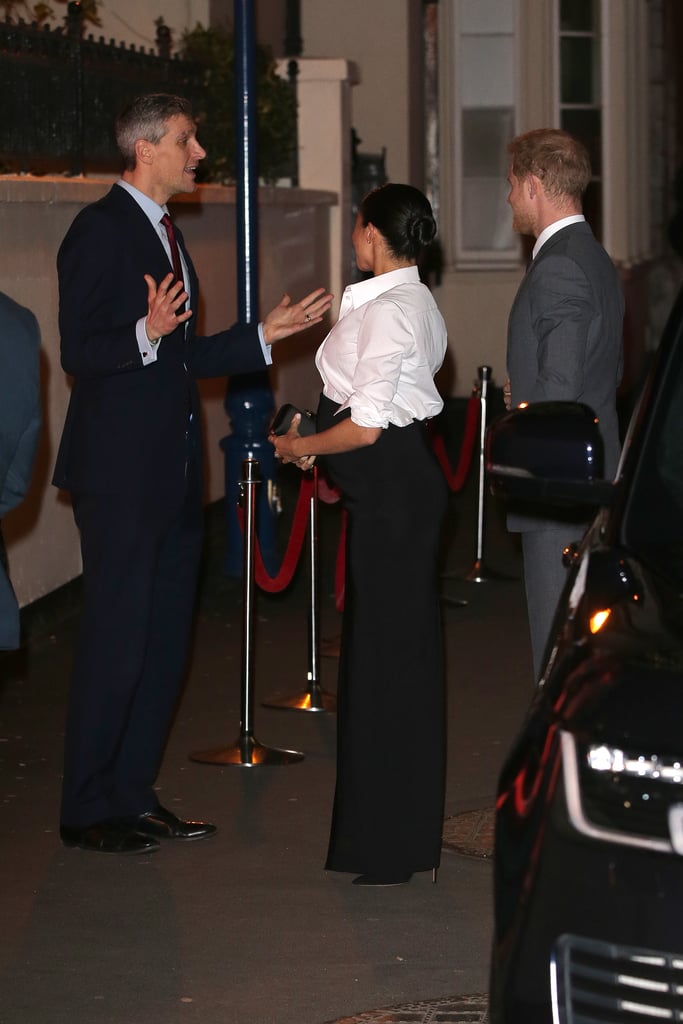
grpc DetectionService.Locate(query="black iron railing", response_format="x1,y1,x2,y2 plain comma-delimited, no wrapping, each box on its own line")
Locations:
0,4,203,176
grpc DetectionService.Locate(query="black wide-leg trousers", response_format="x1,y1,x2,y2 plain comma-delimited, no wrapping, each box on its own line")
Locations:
318,395,447,876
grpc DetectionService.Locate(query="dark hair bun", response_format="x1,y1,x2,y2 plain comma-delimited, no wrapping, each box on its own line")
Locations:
409,214,436,250
359,183,438,261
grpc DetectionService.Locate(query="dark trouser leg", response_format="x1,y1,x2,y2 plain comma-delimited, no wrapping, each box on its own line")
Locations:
115,488,203,810
324,419,447,875
521,527,582,682
61,483,202,827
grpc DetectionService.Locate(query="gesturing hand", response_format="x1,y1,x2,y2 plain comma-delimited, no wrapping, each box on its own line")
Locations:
144,272,193,341
262,287,333,345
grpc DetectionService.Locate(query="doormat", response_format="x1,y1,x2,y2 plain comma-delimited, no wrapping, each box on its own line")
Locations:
324,992,488,1023
442,808,494,859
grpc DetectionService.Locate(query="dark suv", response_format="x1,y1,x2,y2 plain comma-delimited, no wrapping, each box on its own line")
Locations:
485,287,683,1024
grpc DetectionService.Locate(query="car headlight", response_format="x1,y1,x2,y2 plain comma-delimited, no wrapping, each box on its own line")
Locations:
561,731,683,854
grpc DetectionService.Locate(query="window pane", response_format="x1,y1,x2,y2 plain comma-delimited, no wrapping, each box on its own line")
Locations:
462,0,514,33
561,108,602,176
462,108,514,177
560,0,598,33
454,0,518,262
560,37,600,104
462,179,516,252
462,36,515,106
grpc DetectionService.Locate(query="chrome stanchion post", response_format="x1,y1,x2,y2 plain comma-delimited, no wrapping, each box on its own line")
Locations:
463,366,514,583
262,467,336,712
190,458,305,765
464,365,490,581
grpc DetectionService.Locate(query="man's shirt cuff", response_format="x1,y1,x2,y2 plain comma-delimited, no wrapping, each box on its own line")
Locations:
137,317,160,364
258,323,272,365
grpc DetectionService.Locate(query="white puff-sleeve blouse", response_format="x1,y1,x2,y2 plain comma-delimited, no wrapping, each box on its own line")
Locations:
315,265,447,429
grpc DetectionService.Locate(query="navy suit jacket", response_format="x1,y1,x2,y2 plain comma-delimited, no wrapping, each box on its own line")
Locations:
53,184,266,502
506,221,624,530
0,292,41,649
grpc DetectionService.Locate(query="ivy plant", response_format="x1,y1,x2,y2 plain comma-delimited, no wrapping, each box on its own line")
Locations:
0,0,101,27
179,22,297,185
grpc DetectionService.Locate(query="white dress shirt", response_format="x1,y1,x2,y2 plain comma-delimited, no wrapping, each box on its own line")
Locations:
315,265,447,429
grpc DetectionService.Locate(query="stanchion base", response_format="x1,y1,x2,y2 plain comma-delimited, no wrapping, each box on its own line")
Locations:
189,735,305,766
439,592,469,608
262,687,337,713
463,560,517,583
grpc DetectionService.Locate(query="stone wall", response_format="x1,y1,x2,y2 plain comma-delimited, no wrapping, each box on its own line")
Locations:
0,176,334,608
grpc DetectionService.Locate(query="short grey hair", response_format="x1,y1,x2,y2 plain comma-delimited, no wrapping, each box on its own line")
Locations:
114,94,195,170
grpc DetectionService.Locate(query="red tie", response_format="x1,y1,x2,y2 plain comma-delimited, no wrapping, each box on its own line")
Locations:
160,213,184,285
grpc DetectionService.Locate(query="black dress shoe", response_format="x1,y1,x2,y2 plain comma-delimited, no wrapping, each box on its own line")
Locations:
126,805,217,841
352,872,413,887
60,820,160,855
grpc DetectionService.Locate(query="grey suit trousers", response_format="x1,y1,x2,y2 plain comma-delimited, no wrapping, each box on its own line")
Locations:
521,525,584,681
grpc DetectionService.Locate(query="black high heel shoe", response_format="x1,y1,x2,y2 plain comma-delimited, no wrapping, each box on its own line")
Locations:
352,872,413,886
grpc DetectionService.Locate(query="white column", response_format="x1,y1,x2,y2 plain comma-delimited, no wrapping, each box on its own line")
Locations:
277,58,360,313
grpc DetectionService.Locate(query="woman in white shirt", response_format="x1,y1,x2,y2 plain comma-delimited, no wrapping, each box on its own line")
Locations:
271,184,448,886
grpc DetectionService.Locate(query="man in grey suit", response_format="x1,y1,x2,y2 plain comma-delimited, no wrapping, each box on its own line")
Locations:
0,291,41,650
505,128,624,681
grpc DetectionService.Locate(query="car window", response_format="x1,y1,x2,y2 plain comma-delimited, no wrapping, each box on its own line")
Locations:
621,323,683,586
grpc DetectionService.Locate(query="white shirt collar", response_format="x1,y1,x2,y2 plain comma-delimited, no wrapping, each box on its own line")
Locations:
533,214,585,259
116,179,169,231
339,265,420,318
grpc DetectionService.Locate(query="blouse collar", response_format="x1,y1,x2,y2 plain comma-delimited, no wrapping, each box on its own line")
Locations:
339,265,419,317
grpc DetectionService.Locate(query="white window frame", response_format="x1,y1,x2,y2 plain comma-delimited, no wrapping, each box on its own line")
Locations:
553,0,606,246
450,0,521,270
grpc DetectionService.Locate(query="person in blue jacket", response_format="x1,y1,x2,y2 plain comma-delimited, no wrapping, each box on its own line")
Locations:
0,290,41,652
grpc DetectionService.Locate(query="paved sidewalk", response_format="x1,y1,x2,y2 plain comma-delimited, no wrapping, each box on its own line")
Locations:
0,469,533,1024
323,810,495,1023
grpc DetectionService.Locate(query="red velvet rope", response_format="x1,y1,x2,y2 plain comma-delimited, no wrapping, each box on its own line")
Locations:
238,474,314,593
241,395,480,605
317,475,342,504
332,396,481,610
430,395,480,492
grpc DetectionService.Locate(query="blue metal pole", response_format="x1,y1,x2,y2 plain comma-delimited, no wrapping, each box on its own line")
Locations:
223,0,278,577
234,0,257,321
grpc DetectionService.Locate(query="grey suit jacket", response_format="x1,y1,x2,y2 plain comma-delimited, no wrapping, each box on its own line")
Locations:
506,221,624,530
0,292,41,649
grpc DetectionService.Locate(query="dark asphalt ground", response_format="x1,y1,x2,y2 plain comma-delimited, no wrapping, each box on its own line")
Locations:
0,452,534,1024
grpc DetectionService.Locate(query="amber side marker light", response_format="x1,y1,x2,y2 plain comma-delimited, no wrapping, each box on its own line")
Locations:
589,608,611,634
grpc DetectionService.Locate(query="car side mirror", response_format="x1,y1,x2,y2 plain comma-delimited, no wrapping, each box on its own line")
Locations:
485,401,616,507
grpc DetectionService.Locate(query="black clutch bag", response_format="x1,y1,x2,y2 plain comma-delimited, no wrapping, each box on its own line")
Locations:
271,403,317,437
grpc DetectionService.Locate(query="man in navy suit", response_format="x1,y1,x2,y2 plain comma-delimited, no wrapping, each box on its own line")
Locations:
0,292,41,651
54,93,331,854
505,128,624,682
